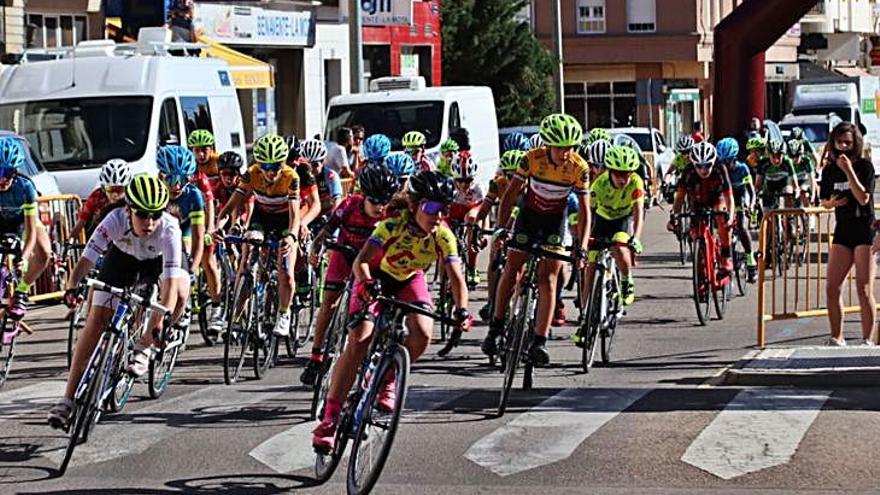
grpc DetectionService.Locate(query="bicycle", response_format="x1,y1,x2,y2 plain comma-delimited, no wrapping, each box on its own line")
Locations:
288,233,322,359
314,296,460,494
222,233,281,385
309,241,358,420
731,208,753,298
58,278,169,475
575,238,624,372
0,234,24,389
495,242,574,417
63,242,92,368
674,209,732,326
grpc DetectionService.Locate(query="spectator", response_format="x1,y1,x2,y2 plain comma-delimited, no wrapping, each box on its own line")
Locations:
821,122,876,346
691,121,704,143
351,124,366,171
324,127,354,178
167,2,195,42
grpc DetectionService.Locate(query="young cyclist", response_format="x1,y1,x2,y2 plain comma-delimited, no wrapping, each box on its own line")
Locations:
69,159,131,241
402,131,434,171
301,139,343,228
529,133,543,150
212,151,254,229
437,139,460,177
0,137,51,323
585,145,645,306
483,114,591,365
50,174,189,428
385,153,417,191
745,136,766,175
668,142,735,272
585,127,612,146
214,133,300,337
756,139,799,209
449,151,484,288
299,165,398,386
716,137,758,283
283,135,321,240
663,135,694,184
312,171,471,451
584,139,611,182
188,129,219,181
157,146,207,274
362,133,392,169
788,139,818,207
790,126,817,160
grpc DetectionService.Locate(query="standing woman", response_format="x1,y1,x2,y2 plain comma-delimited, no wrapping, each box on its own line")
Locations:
821,122,875,346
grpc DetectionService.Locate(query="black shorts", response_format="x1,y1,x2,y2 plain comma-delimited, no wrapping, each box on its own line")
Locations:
591,215,633,241
0,219,23,238
249,208,289,240
98,244,163,290
511,207,567,251
833,219,874,249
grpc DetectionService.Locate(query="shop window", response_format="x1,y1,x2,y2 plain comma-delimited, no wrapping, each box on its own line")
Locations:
627,0,656,33
566,81,638,129
26,14,88,48
180,96,213,138
577,0,605,34
159,98,181,145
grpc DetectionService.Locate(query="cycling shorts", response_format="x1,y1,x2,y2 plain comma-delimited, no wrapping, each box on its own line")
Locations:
510,206,567,253
248,208,289,240
93,244,165,309
588,216,632,263
324,249,358,292
348,269,431,323
833,218,873,249
0,219,23,238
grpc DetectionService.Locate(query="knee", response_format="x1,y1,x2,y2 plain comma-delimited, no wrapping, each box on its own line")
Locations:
825,283,842,298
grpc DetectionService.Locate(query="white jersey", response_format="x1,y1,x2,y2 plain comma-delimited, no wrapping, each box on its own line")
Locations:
453,184,484,207
83,207,187,280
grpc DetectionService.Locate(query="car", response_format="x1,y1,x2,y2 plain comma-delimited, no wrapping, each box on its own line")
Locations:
0,130,61,196
608,127,674,203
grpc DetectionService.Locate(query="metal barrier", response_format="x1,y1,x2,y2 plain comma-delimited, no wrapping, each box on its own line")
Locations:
31,194,85,302
756,205,878,347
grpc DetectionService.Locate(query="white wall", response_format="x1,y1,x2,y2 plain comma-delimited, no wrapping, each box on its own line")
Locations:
302,22,351,139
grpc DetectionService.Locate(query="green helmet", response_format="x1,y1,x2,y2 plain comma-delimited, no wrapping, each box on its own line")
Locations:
126,173,169,212
539,113,583,148
604,145,640,172
500,150,526,172
440,139,459,153
767,138,785,155
187,129,215,148
402,131,426,149
586,127,611,145
253,133,289,164
746,136,765,151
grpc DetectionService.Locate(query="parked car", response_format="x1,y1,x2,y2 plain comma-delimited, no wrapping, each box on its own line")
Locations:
609,127,674,204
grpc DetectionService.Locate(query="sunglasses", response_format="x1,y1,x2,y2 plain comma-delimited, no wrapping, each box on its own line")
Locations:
419,200,448,216
259,162,282,172
219,171,238,179
132,209,163,220
161,174,188,186
366,196,390,207
694,162,714,170
104,185,125,195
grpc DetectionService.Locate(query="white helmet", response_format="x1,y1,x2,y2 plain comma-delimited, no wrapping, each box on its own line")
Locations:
529,133,543,150
300,139,328,163
689,141,717,168
450,151,478,179
99,159,132,188
588,139,611,166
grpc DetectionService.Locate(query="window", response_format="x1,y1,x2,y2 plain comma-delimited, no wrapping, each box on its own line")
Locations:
159,98,181,146
627,0,656,33
326,101,445,150
577,0,606,34
26,14,88,48
448,102,461,130
565,81,638,129
180,97,213,139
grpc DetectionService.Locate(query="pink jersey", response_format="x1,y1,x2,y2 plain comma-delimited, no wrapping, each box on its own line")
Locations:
326,194,381,249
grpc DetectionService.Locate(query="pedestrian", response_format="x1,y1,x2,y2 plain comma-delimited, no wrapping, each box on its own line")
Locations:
324,127,354,178
691,121,704,143
820,122,876,346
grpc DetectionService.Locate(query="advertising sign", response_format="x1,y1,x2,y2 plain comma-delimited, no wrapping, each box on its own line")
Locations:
194,4,316,47
362,0,413,26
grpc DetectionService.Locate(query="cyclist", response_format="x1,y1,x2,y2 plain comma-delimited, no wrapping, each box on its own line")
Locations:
50,174,189,429
185,132,221,330
188,129,219,182
790,126,817,160
585,139,611,183
504,132,530,153
212,151,253,228
756,138,799,209
482,113,591,365
157,145,207,276
437,139,460,177
585,145,645,306
299,165,398,386
667,141,735,272
69,159,131,241
788,139,818,207
663,135,694,184
283,135,321,240
0,137,51,323
385,152,417,192
402,131,434,171
302,139,342,228
745,136,766,175
312,171,471,451
214,133,300,337
716,137,758,283
363,133,392,169
448,151,484,288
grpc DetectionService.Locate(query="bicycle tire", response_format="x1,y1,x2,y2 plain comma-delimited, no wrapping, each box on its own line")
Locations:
692,240,710,326
311,290,351,420
224,273,253,385
601,265,621,365
713,263,731,320
347,346,410,495
498,290,529,418
106,333,134,413
314,403,352,484
732,237,749,297
148,327,181,399
291,283,317,354
67,297,87,368
251,280,272,380
579,269,603,373
0,322,16,389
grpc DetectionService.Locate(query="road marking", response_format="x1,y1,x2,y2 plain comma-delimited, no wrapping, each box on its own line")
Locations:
0,381,67,421
44,383,293,468
681,388,830,480
465,388,648,477
249,387,469,474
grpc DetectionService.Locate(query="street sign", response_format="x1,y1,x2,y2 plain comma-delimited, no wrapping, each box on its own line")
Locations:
362,0,413,26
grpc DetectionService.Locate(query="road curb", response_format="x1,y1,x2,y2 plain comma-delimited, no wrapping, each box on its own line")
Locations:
720,346,880,387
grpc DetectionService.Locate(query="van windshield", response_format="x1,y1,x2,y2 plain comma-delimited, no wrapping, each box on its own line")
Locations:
326,101,444,150
780,123,830,145
0,96,152,171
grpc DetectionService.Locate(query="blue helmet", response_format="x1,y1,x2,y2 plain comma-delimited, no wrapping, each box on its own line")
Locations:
504,132,530,152
384,153,416,178
0,137,25,171
715,137,739,163
363,134,392,162
157,145,196,177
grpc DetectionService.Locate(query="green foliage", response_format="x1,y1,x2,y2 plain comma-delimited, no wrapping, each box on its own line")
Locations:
442,0,556,127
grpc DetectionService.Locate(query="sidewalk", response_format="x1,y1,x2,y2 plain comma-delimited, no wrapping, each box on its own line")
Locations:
722,346,880,386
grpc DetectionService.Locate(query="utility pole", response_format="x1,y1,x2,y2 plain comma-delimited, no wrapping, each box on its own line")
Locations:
349,0,364,93
551,0,565,113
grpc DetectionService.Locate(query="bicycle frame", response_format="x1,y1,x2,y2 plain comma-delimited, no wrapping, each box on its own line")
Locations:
687,211,729,291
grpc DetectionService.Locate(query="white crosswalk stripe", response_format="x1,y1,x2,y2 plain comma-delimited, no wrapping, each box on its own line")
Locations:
0,381,67,422
465,388,648,477
681,388,831,479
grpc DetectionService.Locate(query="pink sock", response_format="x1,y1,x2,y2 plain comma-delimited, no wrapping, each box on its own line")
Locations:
323,398,342,422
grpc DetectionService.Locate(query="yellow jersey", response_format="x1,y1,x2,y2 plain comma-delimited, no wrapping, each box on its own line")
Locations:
590,171,645,221
236,164,300,215
368,211,459,281
516,148,590,215
486,174,511,204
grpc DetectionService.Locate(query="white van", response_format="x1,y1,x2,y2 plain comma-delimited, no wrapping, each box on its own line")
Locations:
324,77,500,188
0,30,246,198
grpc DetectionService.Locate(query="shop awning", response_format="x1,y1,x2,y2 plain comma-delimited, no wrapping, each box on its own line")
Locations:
197,36,274,89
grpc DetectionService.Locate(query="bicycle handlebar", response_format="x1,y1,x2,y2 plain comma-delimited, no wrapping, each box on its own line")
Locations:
374,295,461,327
324,240,359,261
224,235,280,249
672,209,730,220
86,278,170,315
520,243,576,263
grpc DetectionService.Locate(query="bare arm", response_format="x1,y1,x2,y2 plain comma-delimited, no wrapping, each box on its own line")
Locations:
445,261,469,309
497,177,527,229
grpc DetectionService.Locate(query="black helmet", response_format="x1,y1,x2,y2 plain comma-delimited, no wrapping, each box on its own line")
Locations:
358,164,398,203
284,134,301,162
406,170,455,204
217,151,243,172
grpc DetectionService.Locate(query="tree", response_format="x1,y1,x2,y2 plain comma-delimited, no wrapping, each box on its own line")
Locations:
442,0,556,127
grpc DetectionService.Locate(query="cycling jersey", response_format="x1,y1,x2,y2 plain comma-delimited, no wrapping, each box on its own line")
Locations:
485,175,511,204
590,171,645,221
313,166,343,215
190,172,215,203
197,152,220,178
326,194,380,249
368,210,459,281
746,153,763,171
212,181,253,219
83,207,187,280
78,188,112,223
0,176,37,233
678,166,732,207
296,162,318,202
414,154,434,172
450,184,484,221
793,156,816,181
437,157,453,177
170,183,206,238
727,161,753,190
516,147,590,215
670,154,690,172
757,157,796,186
237,164,300,215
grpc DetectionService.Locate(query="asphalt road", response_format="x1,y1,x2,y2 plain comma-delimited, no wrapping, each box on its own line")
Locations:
1,207,876,495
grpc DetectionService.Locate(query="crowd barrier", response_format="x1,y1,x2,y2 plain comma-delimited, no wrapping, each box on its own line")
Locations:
30,194,85,302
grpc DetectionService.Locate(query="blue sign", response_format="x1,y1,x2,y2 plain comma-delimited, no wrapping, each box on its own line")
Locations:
218,71,231,87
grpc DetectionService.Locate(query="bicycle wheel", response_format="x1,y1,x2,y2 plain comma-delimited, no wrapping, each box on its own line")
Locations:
692,240,711,326
498,291,529,417
712,255,731,320
196,270,217,347
733,237,749,297
437,274,450,343
253,284,276,379
291,280,317,354
347,346,410,495
311,290,350,420
224,273,253,385
0,322,16,389
67,296,88,368
314,403,352,483
148,325,182,399
579,270,603,373
106,335,134,413
600,266,621,365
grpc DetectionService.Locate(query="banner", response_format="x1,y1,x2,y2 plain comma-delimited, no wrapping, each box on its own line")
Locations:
194,4,316,47
362,0,413,26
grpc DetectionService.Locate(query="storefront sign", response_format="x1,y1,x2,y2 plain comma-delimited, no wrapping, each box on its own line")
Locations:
401,53,419,77
362,0,413,26
668,89,699,103
194,4,316,47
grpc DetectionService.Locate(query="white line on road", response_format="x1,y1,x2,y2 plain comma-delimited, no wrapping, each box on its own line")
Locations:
681,388,831,480
249,387,469,474
44,383,293,468
465,388,648,477
0,381,67,421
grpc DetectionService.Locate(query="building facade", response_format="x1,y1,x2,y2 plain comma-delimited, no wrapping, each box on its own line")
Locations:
2,0,104,54
362,0,442,86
